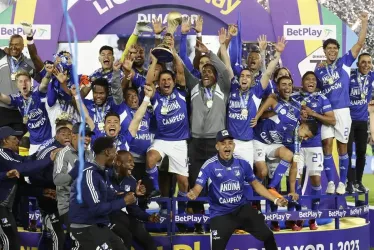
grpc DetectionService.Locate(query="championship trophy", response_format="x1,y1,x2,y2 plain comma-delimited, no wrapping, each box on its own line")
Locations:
151,11,182,63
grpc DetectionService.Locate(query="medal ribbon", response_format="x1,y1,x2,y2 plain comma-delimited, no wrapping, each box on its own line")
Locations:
325,60,337,83
23,98,32,118
294,122,301,155
239,89,250,109
203,85,216,103
95,105,106,123
10,57,22,74
162,95,170,109
357,71,368,98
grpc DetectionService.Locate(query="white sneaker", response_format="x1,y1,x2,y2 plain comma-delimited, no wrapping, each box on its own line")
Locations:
336,182,346,195
326,181,335,194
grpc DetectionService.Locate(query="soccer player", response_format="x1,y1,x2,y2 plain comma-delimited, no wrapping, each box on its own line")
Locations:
292,71,336,230
347,53,373,193
227,36,286,165
251,76,318,198
314,12,368,194
187,129,287,250
0,70,52,154
69,137,134,250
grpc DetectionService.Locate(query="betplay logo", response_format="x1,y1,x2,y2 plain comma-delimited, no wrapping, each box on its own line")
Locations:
283,25,336,40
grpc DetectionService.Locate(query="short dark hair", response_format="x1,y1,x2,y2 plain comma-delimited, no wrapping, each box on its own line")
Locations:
92,137,115,155
123,87,138,97
304,120,319,137
159,70,175,81
202,63,218,79
92,78,109,95
240,67,252,75
104,111,120,122
358,52,372,62
302,71,316,83
10,34,23,42
276,75,293,85
55,119,73,126
323,39,340,50
99,45,114,54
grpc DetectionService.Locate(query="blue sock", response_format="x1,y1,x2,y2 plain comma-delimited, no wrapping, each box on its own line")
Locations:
269,160,290,188
311,185,322,210
339,154,349,183
177,191,187,214
146,166,159,190
323,155,335,182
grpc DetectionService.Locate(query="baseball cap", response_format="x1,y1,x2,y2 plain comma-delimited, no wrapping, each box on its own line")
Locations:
72,123,95,136
216,129,234,143
0,126,23,140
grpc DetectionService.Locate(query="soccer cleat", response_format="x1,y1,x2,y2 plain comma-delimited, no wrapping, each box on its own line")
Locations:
194,224,205,234
270,221,280,232
296,220,304,229
309,219,318,230
148,190,161,198
285,221,302,231
355,182,368,193
335,182,346,195
326,181,335,194
268,188,283,198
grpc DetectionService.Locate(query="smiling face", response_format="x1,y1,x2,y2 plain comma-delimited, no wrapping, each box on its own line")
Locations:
99,49,114,70
275,68,290,82
115,152,135,177
298,123,314,141
247,52,261,71
72,133,91,150
93,85,108,106
239,69,252,91
129,45,145,68
324,43,339,64
125,89,139,109
9,36,24,58
277,77,293,100
302,73,317,93
201,65,217,87
16,74,32,97
357,55,373,75
159,72,175,95
104,115,121,138
216,138,235,161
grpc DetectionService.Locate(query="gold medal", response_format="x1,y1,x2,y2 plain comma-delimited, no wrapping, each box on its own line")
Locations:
328,77,334,85
23,116,28,124
293,154,300,163
98,122,105,131
241,109,248,117
301,101,306,106
161,106,168,115
361,93,366,100
206,100,213,109
11,73,16,81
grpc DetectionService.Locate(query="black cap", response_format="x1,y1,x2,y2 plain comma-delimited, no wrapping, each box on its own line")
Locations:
72,123,94,136
216,129,234,143
0,126,23,140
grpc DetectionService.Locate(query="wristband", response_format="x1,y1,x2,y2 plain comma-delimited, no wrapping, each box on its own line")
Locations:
155,34,162,39
26,36,34,41
196,32,202,37
143,96,150,103
273,198,279,205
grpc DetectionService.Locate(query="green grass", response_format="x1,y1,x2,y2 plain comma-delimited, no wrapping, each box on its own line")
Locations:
346,174,374,205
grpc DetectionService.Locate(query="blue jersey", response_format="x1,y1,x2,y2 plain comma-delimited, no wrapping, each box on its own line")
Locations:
10,90,52,144
196,155,256,218
254,97,300,145
227,79,263,141
151,88,190,141
125,106,152,156
315,50,356,110
89,68,124,95
113,130,134,151
85,97,126,141
292,92,332,148
349,69,374,121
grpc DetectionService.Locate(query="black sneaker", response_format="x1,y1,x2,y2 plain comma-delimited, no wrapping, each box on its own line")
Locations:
194,224,205,234
355,182,368,193
346,182,356,194
149,190,161,198
176,223,188,234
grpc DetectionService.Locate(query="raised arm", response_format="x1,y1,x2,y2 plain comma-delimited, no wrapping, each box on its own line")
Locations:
0,93,11,105
260,36,287,90
71,86,95,131
22,23,44,73
38,64,53,93
122,54,136,88
146,52,158,85
351,12,369,58
111,61,124,105
179,17,194,71
173,49,186,87
192,16,204,70
218,28,234,80
151,18,166,47
128,85,154,137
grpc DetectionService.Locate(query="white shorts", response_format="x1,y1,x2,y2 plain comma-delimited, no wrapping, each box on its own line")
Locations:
253,140,283,162
321,108,351,143
148,139,188,177
233,139,254,167
297,147,324,176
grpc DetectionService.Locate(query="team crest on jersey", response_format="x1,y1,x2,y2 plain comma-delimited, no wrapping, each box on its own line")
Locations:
125,185,131,192
216,173,222,178
234,170,240,176
312,102,317,108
